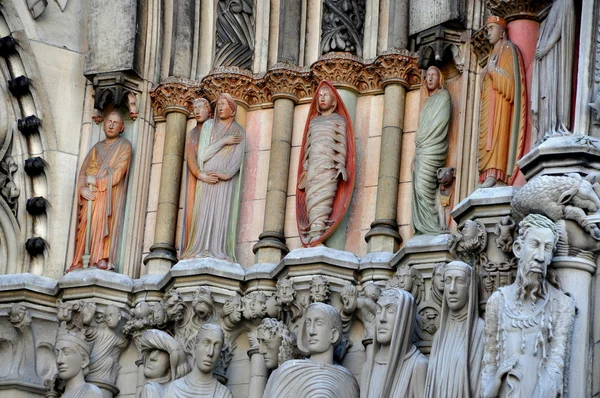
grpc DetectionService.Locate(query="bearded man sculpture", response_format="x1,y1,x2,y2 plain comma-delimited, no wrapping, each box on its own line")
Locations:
425,261,485,398
296,81,355,246
481,214,576,398
361,288,428,398
139,329,191,398
54,328,103,398
164,323,232,397
263,303,359,398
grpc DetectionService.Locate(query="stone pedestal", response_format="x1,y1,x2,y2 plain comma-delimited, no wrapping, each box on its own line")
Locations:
169,258,245,300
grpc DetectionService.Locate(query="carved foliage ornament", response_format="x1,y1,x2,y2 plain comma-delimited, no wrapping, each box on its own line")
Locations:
321,0,366,57
214,0,255,70
150,80,197,117
486,0,553,21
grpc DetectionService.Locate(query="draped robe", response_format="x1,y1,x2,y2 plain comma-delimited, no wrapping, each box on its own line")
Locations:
164,375,232,398
85,326,128,386
263,359,359,398
62,383,103,398
181,119,244,261
478,39,527,185
70,137,132,271
412,88,451,235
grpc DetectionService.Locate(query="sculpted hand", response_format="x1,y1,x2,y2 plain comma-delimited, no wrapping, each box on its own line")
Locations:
534,48,547,60
81,186,96,201
483,356,519,398
213,172,231,181
200,172,218,184
223,135,243,145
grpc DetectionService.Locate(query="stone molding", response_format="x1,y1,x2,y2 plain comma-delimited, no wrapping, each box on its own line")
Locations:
150,53,421,118
487,0,553,22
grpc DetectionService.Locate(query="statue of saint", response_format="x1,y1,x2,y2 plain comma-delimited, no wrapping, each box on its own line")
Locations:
481,214,576,398
296,81,355,246
69,110,132,271
263,303,359,398
425,261,485,398
257,318,298,370
361,288,428,398
181,98,213,251
54,328,103,398
531,0,575,142
164,323,233,397
181,93,245,261
478,16,527,188
139,329,191,398
411,66,452,235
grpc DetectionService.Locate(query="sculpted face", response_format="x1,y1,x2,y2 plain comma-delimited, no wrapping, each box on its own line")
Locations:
426,68,441,92
103,112,124,139
217,98,234,120
433,266,445,294
486,23,504,45
82,303,96,325
375,296,397,345
277,282,295,305
104,306,121,329
165,296,185,323
397,269,413,292
515,227,555,277
247,294,268,319
57,302,74,323
228,299,243,324
318,87,335,115
257,330,283,370
143,349,170,380
152,303,167,327
444,269,470,312
341,290,357,312
310,279,328,302
193,102,209,123
304,306,336,354
194,329,223,374
55,341,85,381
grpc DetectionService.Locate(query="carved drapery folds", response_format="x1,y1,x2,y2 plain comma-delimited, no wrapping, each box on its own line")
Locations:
321,0,366,57
214,0,255,70
150,54,420,117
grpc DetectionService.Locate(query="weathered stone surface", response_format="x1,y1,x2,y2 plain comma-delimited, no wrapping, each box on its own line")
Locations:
409,0,466,36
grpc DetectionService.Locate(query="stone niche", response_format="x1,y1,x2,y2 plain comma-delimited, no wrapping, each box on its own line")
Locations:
409,0,467,36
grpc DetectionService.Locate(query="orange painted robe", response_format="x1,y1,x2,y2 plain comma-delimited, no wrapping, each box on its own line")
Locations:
478,39,527,185
70,137,132,271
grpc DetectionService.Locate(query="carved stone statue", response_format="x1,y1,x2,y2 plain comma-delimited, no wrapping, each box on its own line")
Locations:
266,277,303,324
425,261,485,398
54,328,103,398
448,219,488,265
256,318,299,370
430,263,446,308
263,303,359,398
531,0,575,142
296,81,355,246
192,286,217,322
220,294,243,334
181,93,245,261
478,16,527,188
339,283,380,339
164,324,233,397
181,98,213,252
411,66,451,235
389,264,425,304
481,214,576,398
361,288,428,398
243,291,268,321
309,275,331,303
139,329,191,398
161,289,197,351
69,110,132,271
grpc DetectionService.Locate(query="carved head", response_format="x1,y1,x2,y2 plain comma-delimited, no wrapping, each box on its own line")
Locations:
104,305,121,329
222,295,243,324
191,324,224,374
140,329,191,382
276,278,296,305
340,284,358,312
192,98,212,123
103,111,125,139
425,66,443,93
55,330,92,380
432,263,446,295
216,93,237,121
437,167,456,188
56,300,78,323
419,307,439,335
192,287,215,321
444,261,472,313
81,302,97,325
152,302,168,328
317,85,337,115
514,214,557,301
309,276,330,303
243,292,268,320
375,288,415,348
257,318,297,370
395,265,414,292
362,283,381,302
162,289,186,323
298,303,342,361
9,303,27,325
485,16,507,45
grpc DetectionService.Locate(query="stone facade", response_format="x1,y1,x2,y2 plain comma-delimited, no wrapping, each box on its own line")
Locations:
0,0,599,397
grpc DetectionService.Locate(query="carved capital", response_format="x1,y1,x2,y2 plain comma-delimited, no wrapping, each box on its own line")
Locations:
374,52,421,89
150,78,197,119
200,66,260,109
471,27,492,67
264,64,313,102
486,0,552,21
311,53,365,93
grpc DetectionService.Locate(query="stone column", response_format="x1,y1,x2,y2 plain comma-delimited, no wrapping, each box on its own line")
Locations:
144,82,194,274
366,52,419,252
247,347,269,398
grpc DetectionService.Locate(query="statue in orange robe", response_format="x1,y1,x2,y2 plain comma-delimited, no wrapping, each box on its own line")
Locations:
478,16,527,188
69,111,132,272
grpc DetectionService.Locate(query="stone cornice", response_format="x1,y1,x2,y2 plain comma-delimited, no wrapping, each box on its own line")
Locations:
486,0,552,22
150,53,421,119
